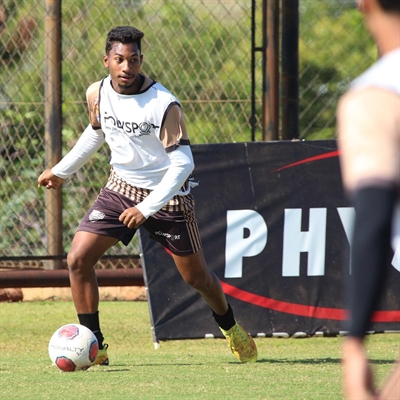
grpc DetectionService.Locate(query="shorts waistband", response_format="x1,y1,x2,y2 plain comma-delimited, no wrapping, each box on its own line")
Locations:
105,169,184,212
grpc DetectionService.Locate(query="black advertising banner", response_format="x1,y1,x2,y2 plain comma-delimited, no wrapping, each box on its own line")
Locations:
139,141,400,342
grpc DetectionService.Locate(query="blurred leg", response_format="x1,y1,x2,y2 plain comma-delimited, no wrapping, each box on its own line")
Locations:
378,358,400,400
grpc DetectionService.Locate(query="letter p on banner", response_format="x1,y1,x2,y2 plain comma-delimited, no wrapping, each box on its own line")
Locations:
224,210,267,278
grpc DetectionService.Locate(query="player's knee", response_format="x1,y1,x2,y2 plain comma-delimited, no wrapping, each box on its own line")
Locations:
67,250,82,273
67,248,93,273
183,271,212,291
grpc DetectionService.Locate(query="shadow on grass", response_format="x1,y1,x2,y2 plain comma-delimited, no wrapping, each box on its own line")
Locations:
98,358,396,370
104,368,131,372
255,357,395,365
102,363,201,370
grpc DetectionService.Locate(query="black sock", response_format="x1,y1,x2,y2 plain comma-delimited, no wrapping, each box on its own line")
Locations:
77,311,104,349
212,304,236,331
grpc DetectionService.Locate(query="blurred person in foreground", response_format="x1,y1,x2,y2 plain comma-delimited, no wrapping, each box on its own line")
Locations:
337,0,400,398
38,25,257,366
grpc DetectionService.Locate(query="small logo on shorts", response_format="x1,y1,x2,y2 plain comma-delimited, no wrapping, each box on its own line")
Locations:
89,210,105,222
154,231,181,241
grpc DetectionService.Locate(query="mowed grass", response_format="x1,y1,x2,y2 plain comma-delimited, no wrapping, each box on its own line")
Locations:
0,301,398,399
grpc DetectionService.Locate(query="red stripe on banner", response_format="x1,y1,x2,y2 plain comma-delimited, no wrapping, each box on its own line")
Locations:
273,150,340,172
163,247,173,257
221,281,400,322
372,310,400,323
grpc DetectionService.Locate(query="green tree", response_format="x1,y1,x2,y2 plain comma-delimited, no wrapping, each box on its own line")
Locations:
299,1,375,139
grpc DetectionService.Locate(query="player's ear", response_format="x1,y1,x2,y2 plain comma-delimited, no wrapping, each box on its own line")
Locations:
103,54,109,68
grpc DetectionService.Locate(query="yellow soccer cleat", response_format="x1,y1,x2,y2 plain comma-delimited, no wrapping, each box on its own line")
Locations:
94,343,109,366
220,321,257,363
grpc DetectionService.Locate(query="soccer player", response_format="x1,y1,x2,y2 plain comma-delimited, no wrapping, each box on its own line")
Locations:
337,0,400,398
38,26,257,366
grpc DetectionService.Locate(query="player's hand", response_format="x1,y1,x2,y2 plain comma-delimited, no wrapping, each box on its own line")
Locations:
119,207,146,229
342,337,376,400
37,169,65,190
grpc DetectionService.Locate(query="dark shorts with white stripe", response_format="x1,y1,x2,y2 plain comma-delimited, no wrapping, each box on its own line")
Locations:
77,187,202,256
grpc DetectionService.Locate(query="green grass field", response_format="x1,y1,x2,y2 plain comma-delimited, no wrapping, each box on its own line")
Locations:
0,301,398,399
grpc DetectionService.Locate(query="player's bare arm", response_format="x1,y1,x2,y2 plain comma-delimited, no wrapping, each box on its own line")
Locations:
338,87,400,193
160,103,190,149
86,81,102,129
37,169,65,190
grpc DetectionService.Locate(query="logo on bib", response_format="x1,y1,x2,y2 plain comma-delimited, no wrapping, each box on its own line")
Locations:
103,112,159,138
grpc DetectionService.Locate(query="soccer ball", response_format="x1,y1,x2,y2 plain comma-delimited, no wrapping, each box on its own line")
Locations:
48,324,99,372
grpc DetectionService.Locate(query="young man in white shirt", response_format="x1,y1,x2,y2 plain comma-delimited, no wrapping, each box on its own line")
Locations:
38,25,257,366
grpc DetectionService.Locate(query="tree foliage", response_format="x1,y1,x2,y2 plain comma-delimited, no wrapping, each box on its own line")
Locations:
298,1,375,139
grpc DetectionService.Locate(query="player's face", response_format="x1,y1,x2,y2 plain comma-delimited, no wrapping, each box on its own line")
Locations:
103,42,143,95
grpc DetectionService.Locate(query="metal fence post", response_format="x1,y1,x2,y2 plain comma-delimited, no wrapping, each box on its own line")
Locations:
44,0,63,269
250,0,257,142
262,0,280,141
281,0,299,140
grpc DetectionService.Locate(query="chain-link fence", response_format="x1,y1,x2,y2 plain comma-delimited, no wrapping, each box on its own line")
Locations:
0,0,375,264
298,0,375,139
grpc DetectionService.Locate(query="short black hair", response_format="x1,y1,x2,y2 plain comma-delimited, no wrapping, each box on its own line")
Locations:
105,26,145,54
377,0,400,12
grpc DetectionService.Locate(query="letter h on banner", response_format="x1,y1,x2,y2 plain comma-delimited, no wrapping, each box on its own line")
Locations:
282,208,327,277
